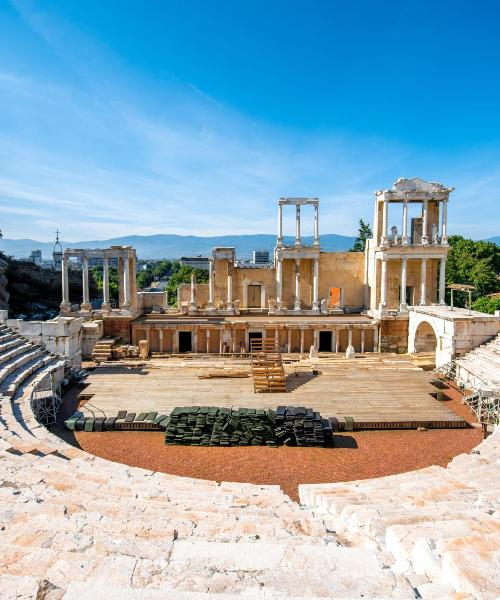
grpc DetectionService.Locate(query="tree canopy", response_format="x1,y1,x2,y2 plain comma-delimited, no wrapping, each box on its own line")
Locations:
445,236,500,305
166,266,208,306
351,219,372,252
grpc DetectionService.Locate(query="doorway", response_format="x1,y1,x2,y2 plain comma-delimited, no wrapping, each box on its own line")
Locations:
247,285,262,308
248,331,263,350
179,331,192,353
319,331,332,352
328,287,342,308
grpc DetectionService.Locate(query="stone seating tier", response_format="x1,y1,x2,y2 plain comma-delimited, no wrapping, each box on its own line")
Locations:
455,333,500,392
0,323,499,599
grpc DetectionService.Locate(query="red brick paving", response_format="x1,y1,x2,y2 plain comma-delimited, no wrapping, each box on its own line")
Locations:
60,380,483,502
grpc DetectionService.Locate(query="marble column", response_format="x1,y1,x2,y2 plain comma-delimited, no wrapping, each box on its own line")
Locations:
227,263,233,308
361,329,365,353
441,200,448,245
81,255,91,312
206,329,211,353
300,329,305,355
219,330,223,354
347,328,353,347
287,329,292,353
422,200,429,245
274,328,279,350
295,204,301,246
313,202,320,246
122,256,131,310
276,254,283,309
158,328,164,353
313,329,319,351
60,255,71,312
173,329,179,353
294,259,301,311
379,258,388,313
190,273,197,310
420,258,427,305
439,258,447,305
102,256,111,312
208,259,214,309
373,325,379,353
402,199,409,245
331,330,336,353
381,200,388,245
277,202,283,246
312,257,319,311
335,330,340,353
399,257,408,312
193,327,198,353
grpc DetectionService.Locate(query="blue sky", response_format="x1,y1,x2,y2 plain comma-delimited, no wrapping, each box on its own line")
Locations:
1,0,499,242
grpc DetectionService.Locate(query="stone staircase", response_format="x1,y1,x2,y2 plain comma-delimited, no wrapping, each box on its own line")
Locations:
455,333,500,392
0,318,499,598
250,338,287,393
91,338,116,363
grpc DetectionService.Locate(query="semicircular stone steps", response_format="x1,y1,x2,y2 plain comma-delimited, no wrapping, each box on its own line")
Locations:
0,320,499,599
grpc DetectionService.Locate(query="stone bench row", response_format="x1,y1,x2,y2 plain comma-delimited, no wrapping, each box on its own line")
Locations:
299,427,500,599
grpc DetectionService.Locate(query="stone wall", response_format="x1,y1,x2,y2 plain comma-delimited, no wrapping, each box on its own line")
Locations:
102,316,134,343
81,320,104,359
379,318,409,353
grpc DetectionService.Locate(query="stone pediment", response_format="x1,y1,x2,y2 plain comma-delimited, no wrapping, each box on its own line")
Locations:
393,177,449,194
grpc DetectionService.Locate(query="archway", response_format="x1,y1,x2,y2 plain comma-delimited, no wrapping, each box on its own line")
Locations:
414,321,438,354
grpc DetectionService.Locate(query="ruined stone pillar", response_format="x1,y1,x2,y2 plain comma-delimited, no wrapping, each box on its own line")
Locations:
420,258,427,305
347,328,353,347
400,257,408,312
439,258,447,305
402,199,409,245
381,200,388,246
295,204,301,246
227,263,233,308
190,273,197,310
276,254,283,309
312,258,319,311
81,255,91,312
208,259,215,309
361,329,365,353
441,200,448,245
206,329,211,353
287,329,292,353
373,325,379,352
294,259,301,311
379,258,388,313
173,329,179,353
331,330,336,352
300,328,305,355
277,202,283,246
335,330,340,352
102,256,111,313
313,202,320,246
193,327,198,353
60,255,71,313
158,328,164,353
422,200,429,245
122,256,131,310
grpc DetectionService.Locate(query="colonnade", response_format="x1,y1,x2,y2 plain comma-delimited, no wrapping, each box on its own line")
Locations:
379,198,448,247
378,255,447,314
60,247,135,314
133,323,379,355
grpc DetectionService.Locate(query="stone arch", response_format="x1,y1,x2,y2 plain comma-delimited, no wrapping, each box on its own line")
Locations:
413,320,438,354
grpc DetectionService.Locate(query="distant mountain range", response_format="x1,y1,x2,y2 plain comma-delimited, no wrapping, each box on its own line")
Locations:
0,233,357,260
2,233,498,261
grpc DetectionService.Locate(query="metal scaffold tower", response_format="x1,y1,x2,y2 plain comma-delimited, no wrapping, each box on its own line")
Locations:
30,370,63,426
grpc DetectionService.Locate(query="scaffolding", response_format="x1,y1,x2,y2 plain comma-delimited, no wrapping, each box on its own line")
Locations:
462,388,500,427
30,369,63,426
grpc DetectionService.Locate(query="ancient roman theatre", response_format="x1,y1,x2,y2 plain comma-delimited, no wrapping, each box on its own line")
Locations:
0,177,499,598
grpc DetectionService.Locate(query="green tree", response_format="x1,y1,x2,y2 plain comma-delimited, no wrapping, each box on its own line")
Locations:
152,260,173,279
471,296,500,315
136,269,154,290
90,266,119,302
445,236,500,305
166,266,209,306
351,219,372,252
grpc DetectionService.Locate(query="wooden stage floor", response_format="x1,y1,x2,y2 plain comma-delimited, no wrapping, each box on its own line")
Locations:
76,354,466,429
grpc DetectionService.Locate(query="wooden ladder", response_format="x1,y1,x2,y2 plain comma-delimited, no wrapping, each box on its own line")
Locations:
250,338,287,393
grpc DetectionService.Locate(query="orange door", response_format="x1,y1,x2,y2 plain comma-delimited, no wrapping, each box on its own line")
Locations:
329,287,341,308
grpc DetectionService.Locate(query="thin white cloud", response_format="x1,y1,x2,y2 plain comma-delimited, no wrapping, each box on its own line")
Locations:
1,0,498,243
